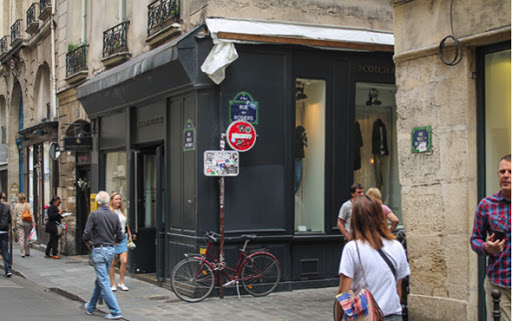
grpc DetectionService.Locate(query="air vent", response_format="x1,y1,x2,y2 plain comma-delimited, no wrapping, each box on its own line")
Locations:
300,259,319,276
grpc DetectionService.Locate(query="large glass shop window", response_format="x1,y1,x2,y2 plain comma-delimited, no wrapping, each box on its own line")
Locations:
105,152,129,210
484,49,511,194
294,79,326,233
353,82,402,223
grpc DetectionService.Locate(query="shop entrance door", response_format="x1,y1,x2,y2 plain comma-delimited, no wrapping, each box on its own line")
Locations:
133,144,165,278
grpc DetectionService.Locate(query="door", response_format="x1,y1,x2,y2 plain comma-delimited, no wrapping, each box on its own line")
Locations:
132,144,165,275
75,166,91,254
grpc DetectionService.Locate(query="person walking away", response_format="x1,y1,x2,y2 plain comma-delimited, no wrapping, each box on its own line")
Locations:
336,195,410,321
366,187,399,232
45,196,64,259
471,154,511,321
14,194,35,257
109,193,132,291
337,183,364,240
83,191,123,320
0,191,12,277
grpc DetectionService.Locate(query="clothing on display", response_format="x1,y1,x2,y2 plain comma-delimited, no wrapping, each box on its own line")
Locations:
372,119,388,156
353,121,363,170
295,125,308,193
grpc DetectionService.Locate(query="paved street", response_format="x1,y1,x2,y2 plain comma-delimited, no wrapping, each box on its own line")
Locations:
2,244,337,321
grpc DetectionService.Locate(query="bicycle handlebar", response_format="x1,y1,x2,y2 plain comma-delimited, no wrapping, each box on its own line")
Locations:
206,231,220,242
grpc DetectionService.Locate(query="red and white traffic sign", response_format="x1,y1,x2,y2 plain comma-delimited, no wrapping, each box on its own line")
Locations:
226,121,257,152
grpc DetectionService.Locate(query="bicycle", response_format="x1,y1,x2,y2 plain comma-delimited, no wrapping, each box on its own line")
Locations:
170,231,281,303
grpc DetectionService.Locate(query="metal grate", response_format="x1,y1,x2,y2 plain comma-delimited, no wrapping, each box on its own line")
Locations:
147,0,180,37
300,259,319,276
103,21,129,57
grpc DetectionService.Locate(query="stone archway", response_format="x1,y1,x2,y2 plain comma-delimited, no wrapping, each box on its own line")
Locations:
33,63,52,122
8,82,23,196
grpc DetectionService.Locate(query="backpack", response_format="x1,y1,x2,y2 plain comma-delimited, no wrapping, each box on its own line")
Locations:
22,204,33,223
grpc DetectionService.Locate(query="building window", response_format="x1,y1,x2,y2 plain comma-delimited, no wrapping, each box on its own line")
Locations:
353,82,401,223
294,79,326,233
105,151,128,209
1,126,5,144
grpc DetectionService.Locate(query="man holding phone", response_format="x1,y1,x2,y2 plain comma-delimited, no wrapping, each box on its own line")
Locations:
471,154,511,321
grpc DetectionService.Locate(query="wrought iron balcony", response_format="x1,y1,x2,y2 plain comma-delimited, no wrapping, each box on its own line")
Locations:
10,19,24,46
147,0,180,37
39,0,52,20
103,21,129,58
27,3,40,34
66,44,88,78
0,36,9,56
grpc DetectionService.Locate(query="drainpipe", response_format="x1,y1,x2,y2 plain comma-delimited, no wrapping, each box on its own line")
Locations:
50,0,57,119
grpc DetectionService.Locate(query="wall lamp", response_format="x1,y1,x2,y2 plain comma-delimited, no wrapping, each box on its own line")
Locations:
32,129,47,136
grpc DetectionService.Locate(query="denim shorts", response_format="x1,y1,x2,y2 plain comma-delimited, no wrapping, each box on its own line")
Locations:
114,235,128,254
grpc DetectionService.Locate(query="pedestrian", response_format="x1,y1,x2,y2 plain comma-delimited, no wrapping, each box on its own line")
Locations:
13,194,35,257
337,183,364,240
0,190,12,277
83,191,123,320
336,195,410,321
45,196,64,259
109,193,132,292
366,187,399,232
471,154,511,321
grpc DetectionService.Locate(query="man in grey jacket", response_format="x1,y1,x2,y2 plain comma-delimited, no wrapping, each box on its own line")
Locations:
83,191,123,319
0,191,12,277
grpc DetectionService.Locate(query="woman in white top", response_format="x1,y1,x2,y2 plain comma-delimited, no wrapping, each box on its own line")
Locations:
336,195,410,321
13,193,35,257
108,193,132,291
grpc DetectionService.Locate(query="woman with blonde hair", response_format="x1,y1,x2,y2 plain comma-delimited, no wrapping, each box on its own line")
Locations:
109,193,132,291
366,187,399,232
14,194,35,257
336,195,410,321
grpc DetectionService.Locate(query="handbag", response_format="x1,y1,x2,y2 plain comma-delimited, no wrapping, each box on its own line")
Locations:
22,204,32,223
127,240,136,250
56,224,65,236
336,242,385,321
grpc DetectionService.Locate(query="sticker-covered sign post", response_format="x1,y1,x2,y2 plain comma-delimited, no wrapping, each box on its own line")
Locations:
204,122,257,299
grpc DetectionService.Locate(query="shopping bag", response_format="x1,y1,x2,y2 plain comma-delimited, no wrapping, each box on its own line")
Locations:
29,227,38,242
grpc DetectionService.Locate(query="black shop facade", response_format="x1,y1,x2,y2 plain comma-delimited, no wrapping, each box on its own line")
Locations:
76,25,401,290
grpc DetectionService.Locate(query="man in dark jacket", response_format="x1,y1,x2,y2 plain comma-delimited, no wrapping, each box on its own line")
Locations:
0,191,12,277
82,191,123,319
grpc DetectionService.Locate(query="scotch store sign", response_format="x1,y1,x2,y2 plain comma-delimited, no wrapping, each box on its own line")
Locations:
64,137,92,151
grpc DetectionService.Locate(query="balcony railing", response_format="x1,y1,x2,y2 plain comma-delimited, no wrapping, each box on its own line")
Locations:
0,36,9,56
10,19,23,46
103,21,129,58
26,3,40,34
147,0,180,37
66,44,88,77
39,0,52,20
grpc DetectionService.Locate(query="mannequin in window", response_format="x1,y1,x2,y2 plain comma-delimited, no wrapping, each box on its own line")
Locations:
353,121,363,171
372,118,388,190
295,125,308,193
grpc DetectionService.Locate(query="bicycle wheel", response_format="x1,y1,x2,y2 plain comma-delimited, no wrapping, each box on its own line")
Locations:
171,257,215,303
241,253,281,296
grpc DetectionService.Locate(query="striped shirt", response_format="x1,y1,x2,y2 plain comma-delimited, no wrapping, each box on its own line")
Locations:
470,191,511,288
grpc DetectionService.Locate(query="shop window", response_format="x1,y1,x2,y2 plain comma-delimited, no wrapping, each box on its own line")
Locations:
353,82,402,223
28,146,34,205
484,49,511,194
294,78,326,233
105,152,129,210
43,142,51,207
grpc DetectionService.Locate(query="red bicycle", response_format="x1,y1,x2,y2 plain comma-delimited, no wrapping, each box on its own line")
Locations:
170,231,281,302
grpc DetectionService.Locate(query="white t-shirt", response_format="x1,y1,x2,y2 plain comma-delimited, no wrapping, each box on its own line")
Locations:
114,208,127,235
339,239,410,316
338,200,353,235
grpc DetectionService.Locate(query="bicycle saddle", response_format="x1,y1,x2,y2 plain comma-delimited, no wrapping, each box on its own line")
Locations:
241,234,257,240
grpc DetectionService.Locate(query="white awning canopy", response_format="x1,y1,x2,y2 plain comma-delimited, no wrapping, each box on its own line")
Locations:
201,17,394,84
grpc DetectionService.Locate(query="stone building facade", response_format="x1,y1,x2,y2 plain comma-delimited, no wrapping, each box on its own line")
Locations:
391,1,510,320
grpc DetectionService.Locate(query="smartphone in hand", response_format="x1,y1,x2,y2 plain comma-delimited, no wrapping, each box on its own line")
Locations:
493,229,506,241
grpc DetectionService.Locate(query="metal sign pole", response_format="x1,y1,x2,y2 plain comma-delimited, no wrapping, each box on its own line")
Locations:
219,133,226,299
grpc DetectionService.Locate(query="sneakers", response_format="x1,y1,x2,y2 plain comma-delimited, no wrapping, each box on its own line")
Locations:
84,302,92,315
118,283,129,291
5,272,12,277
111,285,117,292
104,313,122,320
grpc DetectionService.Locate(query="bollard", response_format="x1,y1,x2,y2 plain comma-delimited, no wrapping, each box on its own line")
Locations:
491,289,501,321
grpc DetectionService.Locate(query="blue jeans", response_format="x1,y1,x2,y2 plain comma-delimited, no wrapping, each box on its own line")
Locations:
0,233,11,275
384,314,403,321
87,247,121,316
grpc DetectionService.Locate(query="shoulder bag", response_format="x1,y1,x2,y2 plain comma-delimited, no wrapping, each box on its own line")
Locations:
22,204,33,223
336,242,385,321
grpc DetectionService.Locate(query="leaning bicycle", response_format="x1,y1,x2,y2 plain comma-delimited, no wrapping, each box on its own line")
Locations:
170,231,281,303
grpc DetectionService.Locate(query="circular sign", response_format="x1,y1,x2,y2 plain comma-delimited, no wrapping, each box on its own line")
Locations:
226,121,257,152
49,142,61,160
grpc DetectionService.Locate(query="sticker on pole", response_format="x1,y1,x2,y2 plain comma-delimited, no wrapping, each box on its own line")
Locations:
204,150,239,176
226,121,257,152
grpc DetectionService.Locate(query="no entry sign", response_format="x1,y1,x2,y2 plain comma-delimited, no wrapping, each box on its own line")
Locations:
226,121,257,152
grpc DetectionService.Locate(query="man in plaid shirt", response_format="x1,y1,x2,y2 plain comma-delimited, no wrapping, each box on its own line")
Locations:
471,154,511,321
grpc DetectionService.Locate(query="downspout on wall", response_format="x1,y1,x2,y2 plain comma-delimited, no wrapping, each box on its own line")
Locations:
50,0,57,119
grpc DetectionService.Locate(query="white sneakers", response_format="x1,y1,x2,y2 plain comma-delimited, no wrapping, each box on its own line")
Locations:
118,283,129,291
111,285,117,291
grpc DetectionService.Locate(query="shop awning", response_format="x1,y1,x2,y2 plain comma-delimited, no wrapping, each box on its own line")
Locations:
201,17,394,84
